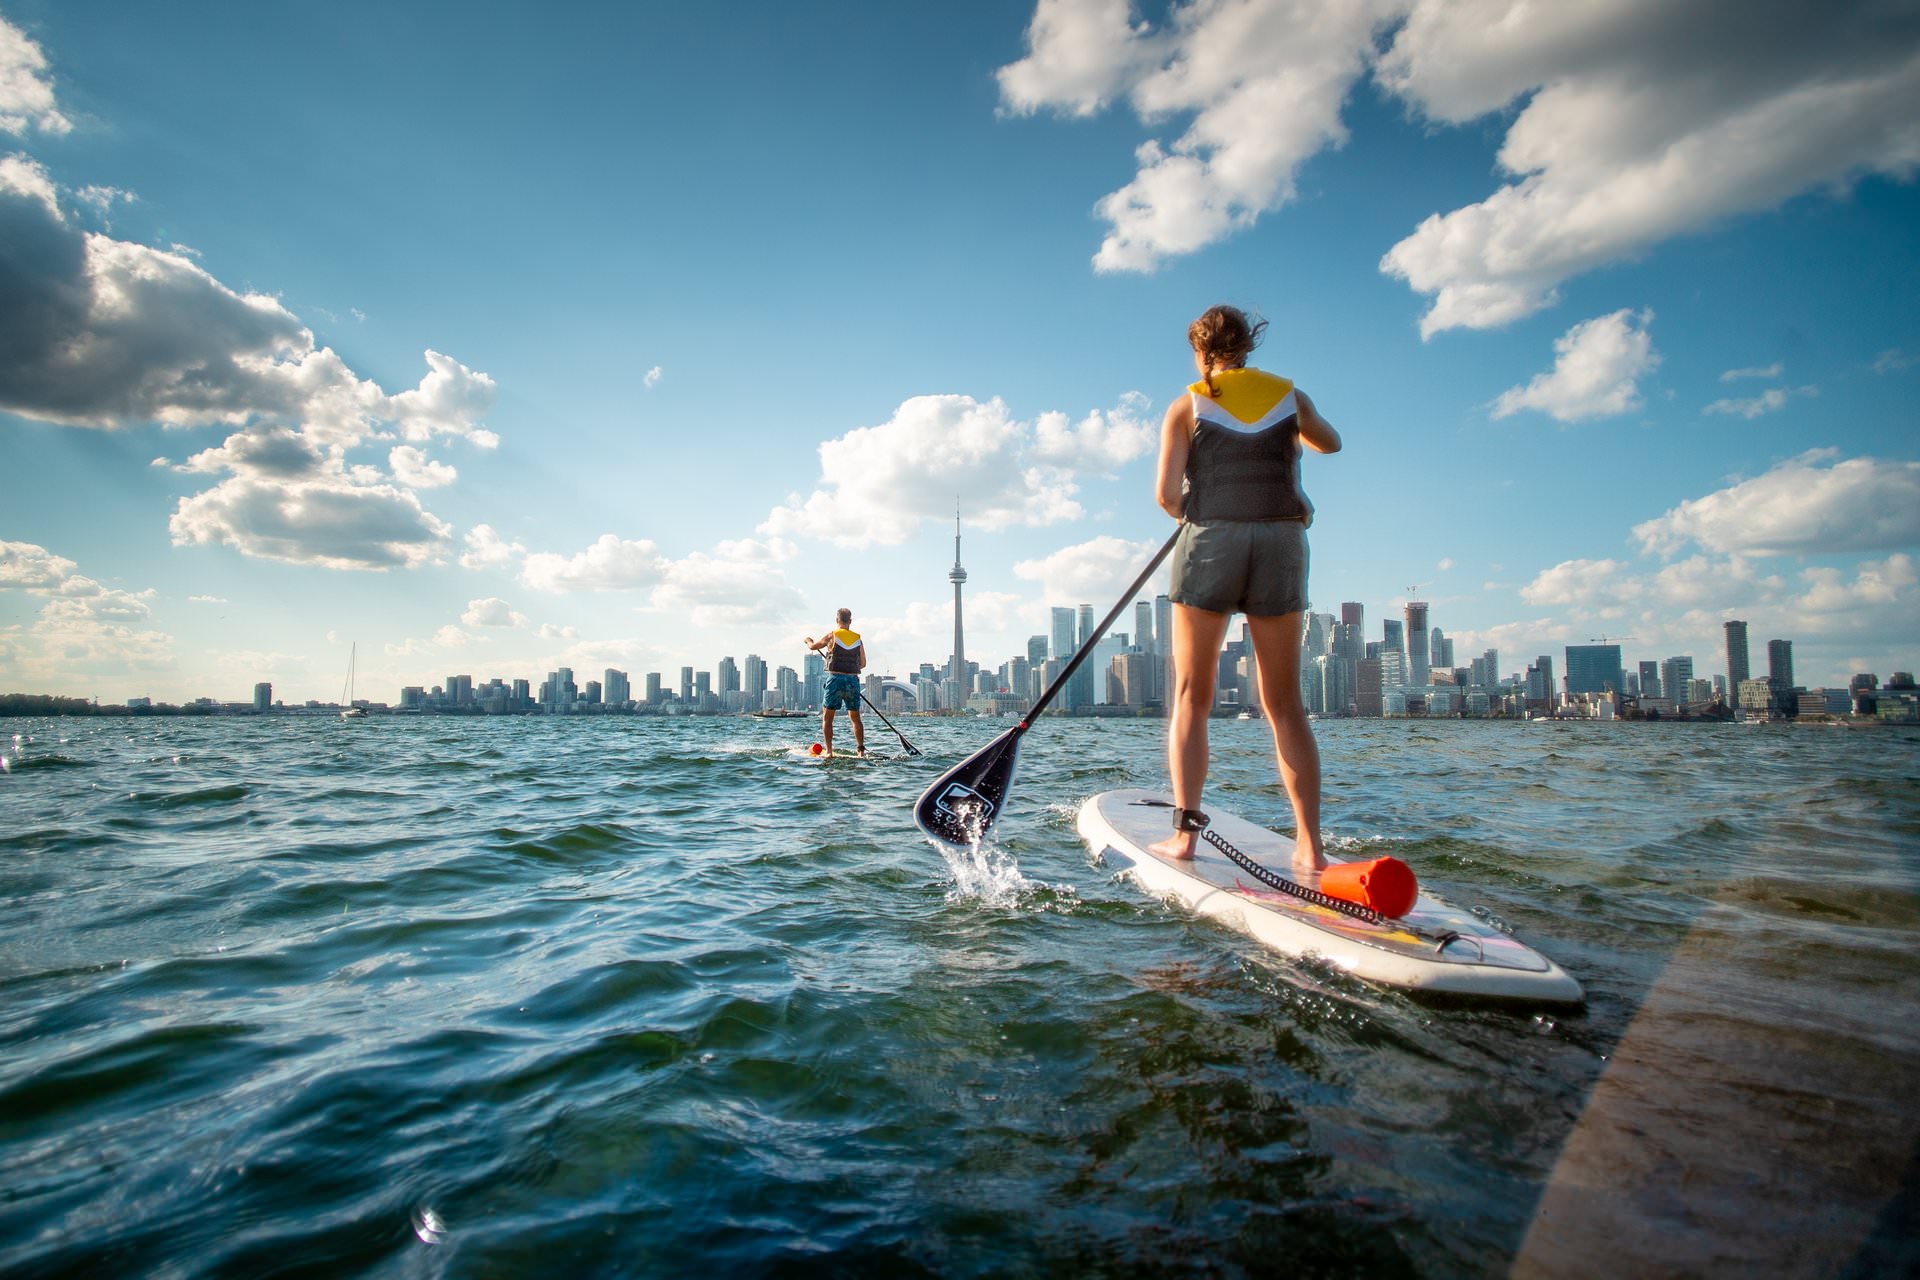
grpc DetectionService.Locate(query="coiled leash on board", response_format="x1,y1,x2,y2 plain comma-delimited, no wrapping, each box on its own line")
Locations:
1198,828,1480,959
1131,799,1478,958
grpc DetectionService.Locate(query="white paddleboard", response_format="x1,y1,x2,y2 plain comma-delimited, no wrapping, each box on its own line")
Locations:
1078,789,1583,1004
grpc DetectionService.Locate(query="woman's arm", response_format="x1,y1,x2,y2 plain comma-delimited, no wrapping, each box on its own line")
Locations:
1155,395,1194,520
1296,389,1341,454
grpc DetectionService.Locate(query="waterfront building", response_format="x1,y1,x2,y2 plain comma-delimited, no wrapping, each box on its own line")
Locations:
1154,594,1174,707
605,669,630,706
1379,649,1407,689
1115,652,1151,708
717,657,740,694
776,666,799,708
400,686,425,709
1404,601,1430,688
802,653,824,709
644,672,662,704
916,677,940,712
1768,639,1795,714
1383,619,1405,680
1639,660,1662,700
1738,677,1774,719
584,680,602,705
1051,608,1075,662
1090,633,1128,704
1725,620,1750,693
679,667,693,703
695,671,712,701
1565,644,1624,695
1661,656,1694,709
512,678,531,705
1320,652,1352,717
1026,634,1048,667
1072,604,1097,710
1356,657,1383,717
253,682,271,712
743,655,766,699
1530,656,1556,712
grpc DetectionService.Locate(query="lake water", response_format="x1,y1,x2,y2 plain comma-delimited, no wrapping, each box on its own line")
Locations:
2,714,1916,1277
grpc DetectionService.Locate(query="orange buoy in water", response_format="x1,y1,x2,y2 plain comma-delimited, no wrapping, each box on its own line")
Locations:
809,742,826,757
1320,856,1418,918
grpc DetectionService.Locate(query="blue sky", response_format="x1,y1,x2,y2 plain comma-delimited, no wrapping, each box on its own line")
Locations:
2,0,1917,703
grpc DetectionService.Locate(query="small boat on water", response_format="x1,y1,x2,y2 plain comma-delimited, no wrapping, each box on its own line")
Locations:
340,642,367,719
752,708,809,719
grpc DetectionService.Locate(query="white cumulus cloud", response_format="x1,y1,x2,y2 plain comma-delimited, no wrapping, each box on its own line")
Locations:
1519,558,1639,607
1377,0,1920,335
459,524,526,570
760,393,1145,549
1702,386,1818,419
1012,534,1169,604
1721,362,1784,382
1633,451,1920,558
461,597,526,628
0,15,70,135
1492,309,1659,422
389,445,458,489
520,534,668,593
0,154,497,574
999,0,1397,273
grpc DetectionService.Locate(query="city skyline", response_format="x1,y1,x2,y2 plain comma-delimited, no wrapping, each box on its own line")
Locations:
2,4,1916,704
91,585,1908,721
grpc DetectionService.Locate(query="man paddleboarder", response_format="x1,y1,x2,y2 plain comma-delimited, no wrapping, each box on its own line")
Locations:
805,608,867,757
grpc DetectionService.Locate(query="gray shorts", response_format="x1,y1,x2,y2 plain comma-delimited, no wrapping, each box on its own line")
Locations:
1168,519,1309,617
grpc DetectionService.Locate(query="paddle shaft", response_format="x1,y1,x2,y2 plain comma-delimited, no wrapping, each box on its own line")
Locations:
1018,526,1181,731
859,690,921,755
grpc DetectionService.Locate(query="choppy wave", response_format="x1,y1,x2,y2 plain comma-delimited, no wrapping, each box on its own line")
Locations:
0,714,1914,1275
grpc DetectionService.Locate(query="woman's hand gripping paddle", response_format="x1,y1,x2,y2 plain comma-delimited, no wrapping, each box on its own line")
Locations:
913,527,1180,848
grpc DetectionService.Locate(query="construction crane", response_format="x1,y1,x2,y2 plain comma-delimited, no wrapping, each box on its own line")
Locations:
1588,635,1636,645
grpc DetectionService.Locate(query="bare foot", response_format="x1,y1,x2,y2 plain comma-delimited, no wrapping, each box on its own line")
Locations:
1149,832,1198,860
1292,845,1327,875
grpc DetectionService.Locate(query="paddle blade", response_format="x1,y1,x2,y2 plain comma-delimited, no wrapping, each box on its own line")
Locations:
913,728,1022,847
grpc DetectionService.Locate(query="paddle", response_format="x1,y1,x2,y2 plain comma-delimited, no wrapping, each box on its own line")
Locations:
860,690,923,757
913,526,1182,847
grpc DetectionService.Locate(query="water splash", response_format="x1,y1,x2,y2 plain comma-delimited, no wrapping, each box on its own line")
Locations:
937,836,1038,908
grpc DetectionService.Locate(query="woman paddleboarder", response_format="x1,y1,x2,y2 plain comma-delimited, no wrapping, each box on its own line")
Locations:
1149,305,1342,871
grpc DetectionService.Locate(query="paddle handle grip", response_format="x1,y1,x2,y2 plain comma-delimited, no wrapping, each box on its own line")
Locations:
1021,526,1181,727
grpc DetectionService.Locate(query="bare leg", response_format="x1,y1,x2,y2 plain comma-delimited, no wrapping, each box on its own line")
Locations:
820,707,835,755
848,708,866,755
1247,612,1325,871
1149,604,1230,859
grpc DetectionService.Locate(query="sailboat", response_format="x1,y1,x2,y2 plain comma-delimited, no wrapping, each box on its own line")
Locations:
340,642,367,719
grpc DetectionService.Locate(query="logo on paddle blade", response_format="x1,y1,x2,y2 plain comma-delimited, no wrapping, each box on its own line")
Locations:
933,782,995,826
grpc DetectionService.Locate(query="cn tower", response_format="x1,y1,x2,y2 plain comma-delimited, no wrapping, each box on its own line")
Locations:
948,508,967,688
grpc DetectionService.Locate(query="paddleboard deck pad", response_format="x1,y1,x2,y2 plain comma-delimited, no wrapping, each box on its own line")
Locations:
1078,789,1582,1004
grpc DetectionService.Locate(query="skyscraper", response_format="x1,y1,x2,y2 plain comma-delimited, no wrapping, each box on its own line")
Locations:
1565,644,1624,695
1404,601,1430,687
743,654,767,697
948,511,967,687
1661,656,1694,708
1051,607,1076,661
1724,620,1750,692
1072,603,1096,710
1155,593,1173,705
1767,638,1794,692
1768,638,1795,716
1382,619,1405,687
1639,660,1662,699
